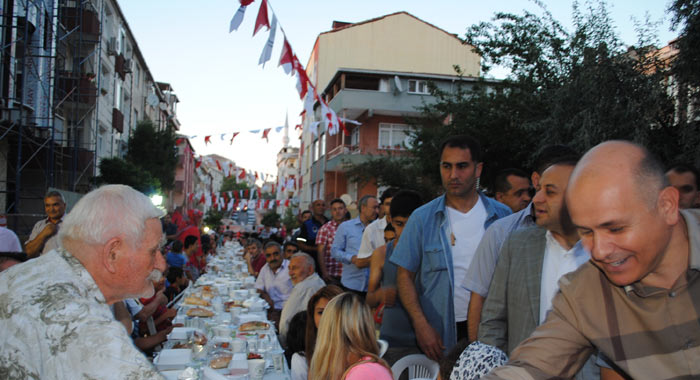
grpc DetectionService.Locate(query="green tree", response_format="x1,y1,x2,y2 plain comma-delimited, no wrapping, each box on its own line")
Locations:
220,176,251,193
126,120,178,191
203,208,225,230
95,157,160,194
347,0,681,191
669,0,700,166
281,207,299,232
261,211,281,227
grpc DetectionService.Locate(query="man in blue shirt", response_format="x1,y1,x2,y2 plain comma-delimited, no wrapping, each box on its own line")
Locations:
390,135,511,361
331,195,379,296
165,240,187,269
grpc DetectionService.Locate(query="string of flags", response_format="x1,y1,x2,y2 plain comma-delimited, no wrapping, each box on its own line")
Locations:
187,187,295,212
228,0,360,138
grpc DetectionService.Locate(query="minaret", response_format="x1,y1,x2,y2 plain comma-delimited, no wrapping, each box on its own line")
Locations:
282,110,290,147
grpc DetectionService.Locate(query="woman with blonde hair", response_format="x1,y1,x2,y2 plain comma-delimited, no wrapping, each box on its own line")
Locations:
308,292,393,380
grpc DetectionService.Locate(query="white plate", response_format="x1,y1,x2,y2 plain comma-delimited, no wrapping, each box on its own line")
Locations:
154,348,192,371
167,327,203,340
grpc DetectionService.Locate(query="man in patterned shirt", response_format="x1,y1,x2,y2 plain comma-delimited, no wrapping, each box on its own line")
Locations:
316,198,347,284
0,184,167,379
485,141,700,379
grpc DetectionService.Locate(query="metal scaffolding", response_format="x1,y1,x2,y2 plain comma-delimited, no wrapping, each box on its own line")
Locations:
0,0,101,235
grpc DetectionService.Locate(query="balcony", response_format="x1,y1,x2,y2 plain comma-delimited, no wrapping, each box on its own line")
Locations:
325,145,371,172
56,71,98,107
60,7,100,39
112,108,123,133
327,88,430,120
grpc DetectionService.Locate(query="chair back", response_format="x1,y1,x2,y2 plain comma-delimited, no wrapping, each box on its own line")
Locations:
390,354,439,380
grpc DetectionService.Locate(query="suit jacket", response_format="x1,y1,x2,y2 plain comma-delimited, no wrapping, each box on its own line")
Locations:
477,227,600,380
478,226,545,355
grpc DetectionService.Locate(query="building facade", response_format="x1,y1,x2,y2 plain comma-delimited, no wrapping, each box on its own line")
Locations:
297,12,482,209
0,0,180,236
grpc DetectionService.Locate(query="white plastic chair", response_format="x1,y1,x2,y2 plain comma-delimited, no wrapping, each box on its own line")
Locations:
391,354,439,380
378,339,389,358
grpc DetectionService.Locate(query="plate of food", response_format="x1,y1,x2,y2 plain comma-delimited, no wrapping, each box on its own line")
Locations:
183,295,211,306
238,321,270,332
186,307,215,318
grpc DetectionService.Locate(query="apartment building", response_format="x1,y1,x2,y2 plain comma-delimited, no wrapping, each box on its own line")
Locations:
1,0,179,234
298,12,481,209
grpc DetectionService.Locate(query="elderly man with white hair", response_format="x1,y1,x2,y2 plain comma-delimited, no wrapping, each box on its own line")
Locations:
278,252,326,345
0,185,167,379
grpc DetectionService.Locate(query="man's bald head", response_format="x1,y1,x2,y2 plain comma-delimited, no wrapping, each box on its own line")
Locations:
567,141,681,287
569,141,668,210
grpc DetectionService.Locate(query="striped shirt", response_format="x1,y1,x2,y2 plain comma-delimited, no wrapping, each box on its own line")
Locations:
316,220,343,277
484,209,700,380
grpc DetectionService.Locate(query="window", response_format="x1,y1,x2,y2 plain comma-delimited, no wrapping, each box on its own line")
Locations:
378,123,413,150
350,126,360,148
408,80,429,95
319,133,325,158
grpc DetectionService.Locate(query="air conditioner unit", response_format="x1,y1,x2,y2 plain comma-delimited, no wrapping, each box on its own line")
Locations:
107,38,117,56
123,59,133,73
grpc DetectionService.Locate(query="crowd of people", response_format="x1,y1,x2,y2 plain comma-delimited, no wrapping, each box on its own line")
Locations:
0,135,699,380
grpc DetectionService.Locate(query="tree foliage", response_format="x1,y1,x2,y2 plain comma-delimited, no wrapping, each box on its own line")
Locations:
126,120,178,191
281,207,299,232
203,208,224,229
261,211,281,227
95,157,160,194
220,176,251,193
347,0,689,194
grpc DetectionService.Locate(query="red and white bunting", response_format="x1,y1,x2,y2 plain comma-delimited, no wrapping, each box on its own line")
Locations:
252,0,269,36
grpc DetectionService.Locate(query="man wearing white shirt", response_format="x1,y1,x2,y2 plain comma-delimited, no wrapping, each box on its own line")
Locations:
478,159,599,380
255,241,293,328
356,188,398,260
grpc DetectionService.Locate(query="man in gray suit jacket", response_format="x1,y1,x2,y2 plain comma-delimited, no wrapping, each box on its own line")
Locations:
478,160,600,379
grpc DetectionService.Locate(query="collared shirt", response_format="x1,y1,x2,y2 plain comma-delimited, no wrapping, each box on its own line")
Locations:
331,217,370,292
484,209,700,380
279,272,326,343
315,220,343,277
28,217,63,255
255,260,293,310
0,248,164,379
357,216,388,259
463,203,536,297
390,193,511,351
539,231,589,324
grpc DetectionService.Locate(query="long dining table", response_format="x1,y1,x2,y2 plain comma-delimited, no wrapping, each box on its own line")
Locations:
154,243,290,380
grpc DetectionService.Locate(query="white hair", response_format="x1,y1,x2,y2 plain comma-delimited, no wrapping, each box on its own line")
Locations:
59,184,164,247
291,252,315,271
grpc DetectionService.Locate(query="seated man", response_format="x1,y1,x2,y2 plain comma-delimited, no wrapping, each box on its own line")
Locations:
244,238,266,277
484,141,700,379
0,184,167,378
279,252,326,345
164,266,188,302
166,240,187,268
283,241,299,260
255,241,293,328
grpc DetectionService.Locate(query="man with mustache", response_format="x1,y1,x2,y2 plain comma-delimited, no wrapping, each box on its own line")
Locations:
0,184,168,379
391,135,511,360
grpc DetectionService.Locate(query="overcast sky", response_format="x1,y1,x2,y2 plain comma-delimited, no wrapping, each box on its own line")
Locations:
119,0,677,177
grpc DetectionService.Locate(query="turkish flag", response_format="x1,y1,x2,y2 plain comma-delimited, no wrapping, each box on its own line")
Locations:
252,0,269,36
262,128,271,142
204,135,212,145
216,160,222,171
279,38,294,75
230,132,240,145
239,169,246,179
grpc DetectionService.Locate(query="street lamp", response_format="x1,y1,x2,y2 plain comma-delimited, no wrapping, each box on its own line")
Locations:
150,194,163,207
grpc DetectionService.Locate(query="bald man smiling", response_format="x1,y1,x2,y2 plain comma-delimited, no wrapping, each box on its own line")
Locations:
484,141,700,380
